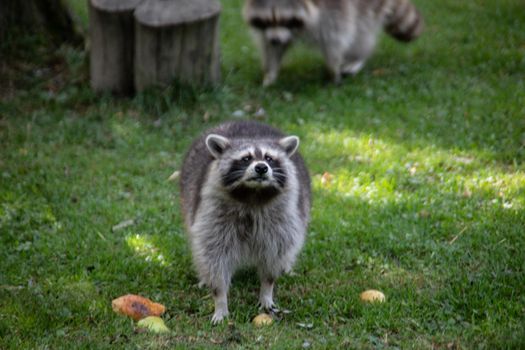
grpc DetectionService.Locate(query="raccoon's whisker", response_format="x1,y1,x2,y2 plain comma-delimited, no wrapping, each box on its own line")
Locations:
222,170,247,177
221,167,250,187
222,170,246,177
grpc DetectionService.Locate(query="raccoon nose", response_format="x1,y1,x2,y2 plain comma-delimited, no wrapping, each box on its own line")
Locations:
254,163,268,174
269,37,282,46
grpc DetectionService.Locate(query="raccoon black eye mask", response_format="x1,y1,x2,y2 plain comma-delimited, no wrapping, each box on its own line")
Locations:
221,149,287,188
179,120,311,324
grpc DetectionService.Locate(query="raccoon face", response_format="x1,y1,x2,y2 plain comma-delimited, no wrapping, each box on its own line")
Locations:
205,134,299,203
244,0,310,46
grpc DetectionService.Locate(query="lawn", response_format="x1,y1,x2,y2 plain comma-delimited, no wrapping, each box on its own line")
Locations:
1,0,524,348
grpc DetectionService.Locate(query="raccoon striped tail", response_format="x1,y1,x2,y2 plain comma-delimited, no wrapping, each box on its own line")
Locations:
384,0,423,42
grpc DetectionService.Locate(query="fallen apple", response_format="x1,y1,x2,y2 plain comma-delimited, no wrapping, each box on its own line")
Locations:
112,294,166,321
137,316,170,333
252,313,273,327
360,289,385,303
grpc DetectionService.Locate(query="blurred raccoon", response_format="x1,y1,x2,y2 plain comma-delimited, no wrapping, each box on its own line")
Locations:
179,121,311,324
243,0,424,86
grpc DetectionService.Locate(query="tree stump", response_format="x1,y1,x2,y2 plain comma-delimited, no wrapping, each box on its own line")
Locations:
134,0,221,92
88,0,142,95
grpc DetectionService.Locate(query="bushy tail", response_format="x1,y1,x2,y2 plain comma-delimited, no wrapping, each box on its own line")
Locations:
384,0,424,42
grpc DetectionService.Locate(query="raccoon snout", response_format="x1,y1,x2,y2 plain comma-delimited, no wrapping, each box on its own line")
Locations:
254,163,269,175
265,28,292,46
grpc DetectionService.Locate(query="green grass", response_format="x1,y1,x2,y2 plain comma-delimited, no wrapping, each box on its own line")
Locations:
1,0,524,348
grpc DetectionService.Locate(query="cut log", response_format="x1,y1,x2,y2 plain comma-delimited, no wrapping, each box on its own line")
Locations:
88,0,142,95
134,0,221,92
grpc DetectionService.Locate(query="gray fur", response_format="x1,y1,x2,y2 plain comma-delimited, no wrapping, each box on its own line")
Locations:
243,0,424,86
180,121,311,323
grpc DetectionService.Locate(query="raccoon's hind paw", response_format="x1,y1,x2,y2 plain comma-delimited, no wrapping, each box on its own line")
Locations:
342,60,365,77
211,310,229,325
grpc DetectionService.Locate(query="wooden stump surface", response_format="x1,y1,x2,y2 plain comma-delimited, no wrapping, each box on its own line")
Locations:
134,0,221,27
134,0,221,91
90,0,143,13
89,0,142,94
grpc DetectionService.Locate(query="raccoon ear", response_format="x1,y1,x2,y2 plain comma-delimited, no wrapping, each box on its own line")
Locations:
279,136,300,156
205,134,231,158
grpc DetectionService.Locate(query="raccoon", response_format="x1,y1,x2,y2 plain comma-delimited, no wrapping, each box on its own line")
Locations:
179,121,311,324
243,0,424,86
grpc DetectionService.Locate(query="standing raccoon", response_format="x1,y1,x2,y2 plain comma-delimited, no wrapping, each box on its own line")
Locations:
180,121,311,324
243,0,424,86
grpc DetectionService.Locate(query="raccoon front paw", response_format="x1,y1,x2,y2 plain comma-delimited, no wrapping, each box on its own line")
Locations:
263,74,277,87
258,300,280,314
211,310,229,325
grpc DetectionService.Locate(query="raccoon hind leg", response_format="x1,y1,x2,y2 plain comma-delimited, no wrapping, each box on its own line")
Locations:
341,28,377,77
322,40,352,84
